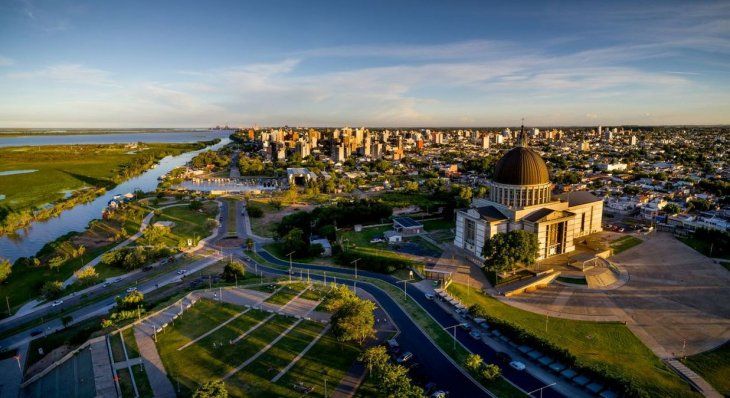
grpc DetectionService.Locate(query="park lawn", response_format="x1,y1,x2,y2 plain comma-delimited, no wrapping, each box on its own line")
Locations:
681,342,730,396
117,367,135,397
166,299,243,343
110,333,127,363
423,218,455,231
247,198,289,238
338,226,413,262
122,328,140,359
0,143,199,212
131,364,154,398
678,236,730,260
610,235,643,254
447,283,698,398
225,321,326,396
265,283,307,306
225,198,237,235
158,309,297,396
149,202,217,248
272,329,363,398
373,191,447,210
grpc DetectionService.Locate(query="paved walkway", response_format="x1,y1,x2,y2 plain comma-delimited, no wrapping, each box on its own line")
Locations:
90,338,117,398
271,325,331,382
0,343,28,398
666,359,723,398
134,326,176,398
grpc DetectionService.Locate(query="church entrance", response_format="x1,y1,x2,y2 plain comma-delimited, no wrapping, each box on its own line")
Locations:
545,221,566,257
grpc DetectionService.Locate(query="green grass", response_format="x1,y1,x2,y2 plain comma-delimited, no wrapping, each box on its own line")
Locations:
248,250,525,398
156,295,365,398
117,367,135,398
681,342,730,396
265,283,307,306
678,237,730,260
423,218,455,231
122,327,140,359
447,283,698,398
148,202,217,248
0,143,199,213
338,226,413,262
132,364,154,398
373,191,447,210
610,235,643,254
25,316,102,368
225,198,237,235
110,332,127,362
556,276,588,285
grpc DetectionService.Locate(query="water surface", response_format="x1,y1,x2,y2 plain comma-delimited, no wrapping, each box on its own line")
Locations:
0,137,231,262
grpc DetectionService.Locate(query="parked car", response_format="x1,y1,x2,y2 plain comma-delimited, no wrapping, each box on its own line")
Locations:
431,391,448,398
396,351,413,364
469,330,481,339
425,293,435,300
51,300,63,307
386,338,400,354
509,361,526,371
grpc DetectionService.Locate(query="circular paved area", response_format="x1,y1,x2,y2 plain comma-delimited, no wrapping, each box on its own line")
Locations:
502,232,730,357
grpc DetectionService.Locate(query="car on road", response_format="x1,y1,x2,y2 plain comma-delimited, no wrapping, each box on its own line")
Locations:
431,391,448,398
176,269,187,275
386,338,400,354
396,351,413,364
126,287,137,293
469,330,481,339
51,300,63,307
425,293,435,300
113,278,122,283
102,282,111,288
509,360,526,371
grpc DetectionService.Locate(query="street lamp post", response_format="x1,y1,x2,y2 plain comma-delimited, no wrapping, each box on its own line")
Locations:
287,251,295,282
350,258,361,279
527,382,557,398
443,324,462,351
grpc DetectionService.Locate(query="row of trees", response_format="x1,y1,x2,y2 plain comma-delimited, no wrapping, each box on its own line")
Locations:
190,150,230,171
99,245,174,270
359,346,423,397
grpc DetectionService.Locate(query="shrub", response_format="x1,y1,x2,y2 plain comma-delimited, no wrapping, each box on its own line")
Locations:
41,280,64,300
222,260,245,282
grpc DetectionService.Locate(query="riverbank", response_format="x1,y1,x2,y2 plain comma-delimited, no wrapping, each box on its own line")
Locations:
0,141,217,236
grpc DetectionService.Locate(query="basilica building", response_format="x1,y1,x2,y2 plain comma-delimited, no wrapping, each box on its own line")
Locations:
454,133,603,261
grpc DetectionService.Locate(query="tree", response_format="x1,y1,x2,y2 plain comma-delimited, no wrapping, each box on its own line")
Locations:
116,290,144,311
482,230,539,275
41,280,64,300
246,204,263,218
61,315,73,328
193,380,228,398
0,258,11,283
480,363,502,381
331,298,375,345
465,353,484,372
75,267,100,287
48,256,65,272
189,200,203,211
359,346,390,374
663,203,682,215
222,260,245,282
320,284,358,312
282,227,309,257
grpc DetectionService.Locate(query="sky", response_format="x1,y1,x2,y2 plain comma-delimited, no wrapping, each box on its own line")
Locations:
0,0,728,128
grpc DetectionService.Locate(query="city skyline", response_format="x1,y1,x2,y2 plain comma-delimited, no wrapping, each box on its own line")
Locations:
1,0,729,127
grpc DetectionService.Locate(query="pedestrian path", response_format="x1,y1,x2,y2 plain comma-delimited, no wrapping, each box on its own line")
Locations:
134,326,176,398
178,308,251,350
90,338,117,398
666,359,723,398
223,319,303,380
271,325,331,382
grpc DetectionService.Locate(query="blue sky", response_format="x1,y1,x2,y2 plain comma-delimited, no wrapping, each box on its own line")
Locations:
0,0,728,127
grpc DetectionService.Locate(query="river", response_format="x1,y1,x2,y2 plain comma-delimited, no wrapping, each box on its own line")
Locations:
0,130,232,148
0,135,231,262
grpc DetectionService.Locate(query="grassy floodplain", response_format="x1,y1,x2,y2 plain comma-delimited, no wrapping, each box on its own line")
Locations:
0,142,203,214
447,283,698,398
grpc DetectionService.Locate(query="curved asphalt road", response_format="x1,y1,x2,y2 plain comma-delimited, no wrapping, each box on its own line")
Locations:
255,249,569,398
237,250,491,398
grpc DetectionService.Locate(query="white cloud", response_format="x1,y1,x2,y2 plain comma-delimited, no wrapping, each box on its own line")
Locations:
7,64,115,86
0,56,14,67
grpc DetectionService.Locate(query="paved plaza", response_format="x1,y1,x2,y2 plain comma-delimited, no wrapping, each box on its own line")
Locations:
505,232,730,357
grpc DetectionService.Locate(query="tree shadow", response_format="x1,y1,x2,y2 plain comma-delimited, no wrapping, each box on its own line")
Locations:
60,170,113,189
